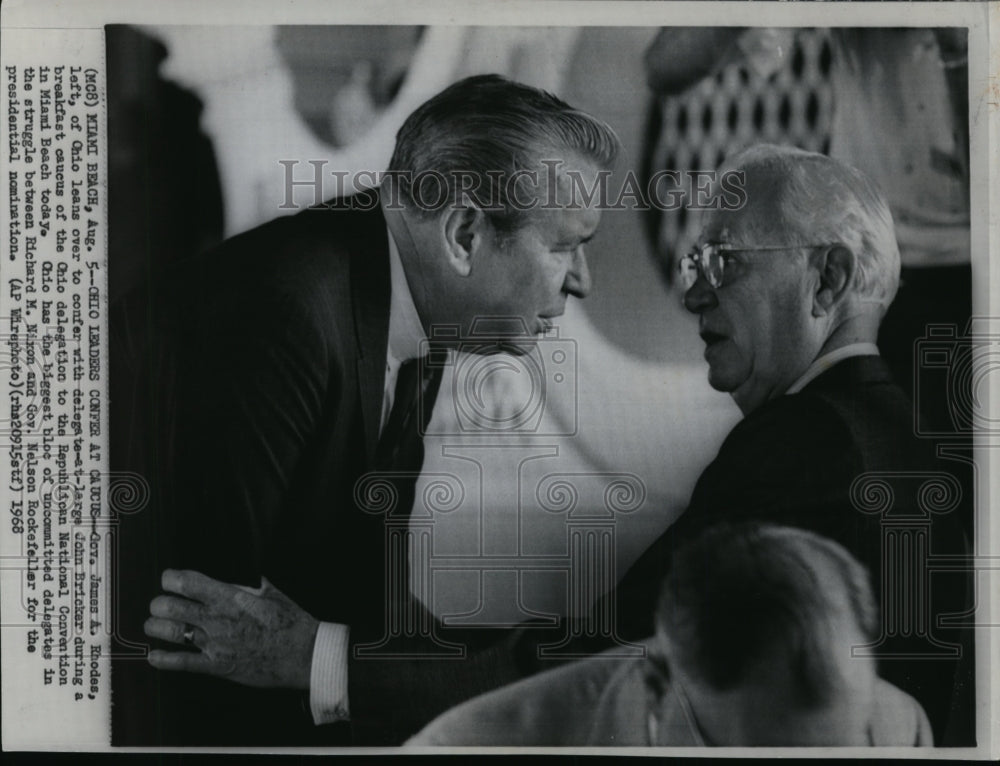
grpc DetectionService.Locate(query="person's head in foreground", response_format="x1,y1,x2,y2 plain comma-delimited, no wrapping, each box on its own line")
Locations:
651,522,888,746
383,74,619,349
407,520,930,748
679,144,900,414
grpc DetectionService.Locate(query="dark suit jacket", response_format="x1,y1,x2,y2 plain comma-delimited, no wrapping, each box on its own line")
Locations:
609,356,973,745
111,195,532,745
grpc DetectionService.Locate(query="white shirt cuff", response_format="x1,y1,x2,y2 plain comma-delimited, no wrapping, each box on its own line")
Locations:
308,621,350,724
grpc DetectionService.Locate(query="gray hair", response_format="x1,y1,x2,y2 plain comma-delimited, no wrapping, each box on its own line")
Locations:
655,522,878,708
724,143,900,315
387,74,620,236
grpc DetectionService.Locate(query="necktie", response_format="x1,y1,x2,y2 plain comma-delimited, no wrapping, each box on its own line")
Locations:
356,350,458,659
374,352,445,506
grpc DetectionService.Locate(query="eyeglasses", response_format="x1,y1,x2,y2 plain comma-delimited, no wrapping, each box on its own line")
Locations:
678,242,828,291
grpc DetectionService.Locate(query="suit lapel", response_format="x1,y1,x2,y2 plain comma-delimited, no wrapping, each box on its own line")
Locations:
345,193,391,466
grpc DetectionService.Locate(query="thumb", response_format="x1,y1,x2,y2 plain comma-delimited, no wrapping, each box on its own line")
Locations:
234,580,267,597
258,576,288,600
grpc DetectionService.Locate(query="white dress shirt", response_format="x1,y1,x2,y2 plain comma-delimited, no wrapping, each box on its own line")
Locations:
309,226,426,724
785,342,880,396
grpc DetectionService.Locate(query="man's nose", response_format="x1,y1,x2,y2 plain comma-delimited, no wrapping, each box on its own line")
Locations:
565,248,592,299
683,272,717,314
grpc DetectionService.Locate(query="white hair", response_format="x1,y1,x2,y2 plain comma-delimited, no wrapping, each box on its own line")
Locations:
724,144,901,316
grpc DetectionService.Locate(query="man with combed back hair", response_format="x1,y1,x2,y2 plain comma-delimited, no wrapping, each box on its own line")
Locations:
118,74,618,745
408,523,932,746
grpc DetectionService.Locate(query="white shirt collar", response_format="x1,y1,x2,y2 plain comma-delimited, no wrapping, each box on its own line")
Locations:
786,342,880,395
386,225,427,364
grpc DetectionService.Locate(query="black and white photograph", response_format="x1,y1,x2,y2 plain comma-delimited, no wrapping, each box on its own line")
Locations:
1,0,996,756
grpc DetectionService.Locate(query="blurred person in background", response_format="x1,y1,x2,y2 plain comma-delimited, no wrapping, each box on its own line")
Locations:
643,26,971,432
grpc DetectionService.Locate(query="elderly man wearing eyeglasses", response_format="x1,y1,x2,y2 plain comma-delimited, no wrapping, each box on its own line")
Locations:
609,144,972,745
676,143,898,417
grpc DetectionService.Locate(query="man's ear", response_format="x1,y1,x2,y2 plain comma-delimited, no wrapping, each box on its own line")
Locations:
442,206,487,278
813,244,856,318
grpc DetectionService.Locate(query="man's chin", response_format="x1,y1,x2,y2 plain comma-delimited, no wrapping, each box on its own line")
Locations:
706,366,743,395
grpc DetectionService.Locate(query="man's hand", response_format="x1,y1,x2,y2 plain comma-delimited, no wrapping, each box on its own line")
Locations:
144,569,320,690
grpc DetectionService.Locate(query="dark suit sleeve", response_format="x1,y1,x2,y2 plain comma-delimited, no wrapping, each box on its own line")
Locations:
680,395,972,745
346,625,539,745
173,287,333,583
685,395,863,529
611,395,871,639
